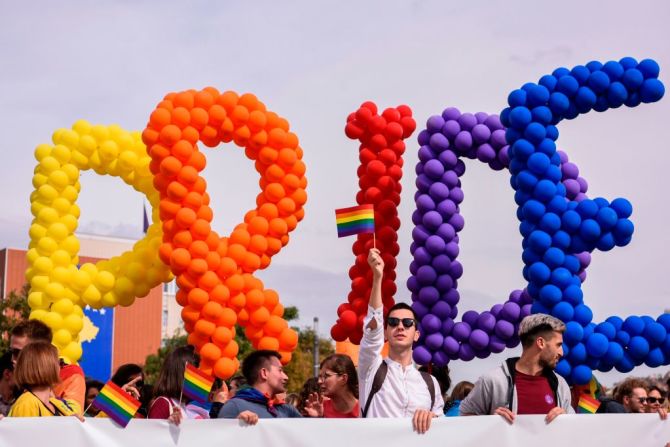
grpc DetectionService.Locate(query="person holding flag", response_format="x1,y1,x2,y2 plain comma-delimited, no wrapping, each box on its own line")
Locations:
148,346,211,424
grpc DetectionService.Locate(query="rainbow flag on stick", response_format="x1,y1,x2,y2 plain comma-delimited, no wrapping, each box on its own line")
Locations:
577,393,601,414
92,381,141,427
183,363,215,404
335,204,375,238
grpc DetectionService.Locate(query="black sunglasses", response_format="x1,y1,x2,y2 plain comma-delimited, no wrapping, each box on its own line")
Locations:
647,397,666,404
387,317,416,329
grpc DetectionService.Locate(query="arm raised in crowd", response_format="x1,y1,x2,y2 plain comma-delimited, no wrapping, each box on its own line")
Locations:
358,249,385,380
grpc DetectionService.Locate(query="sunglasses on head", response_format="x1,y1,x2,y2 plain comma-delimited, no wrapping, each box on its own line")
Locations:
647,397,666,404
387,317,416,329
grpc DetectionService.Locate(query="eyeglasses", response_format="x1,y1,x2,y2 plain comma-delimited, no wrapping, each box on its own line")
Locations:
647,397,666,404
318,372,341,381
387,317,416,329
633,396,647,403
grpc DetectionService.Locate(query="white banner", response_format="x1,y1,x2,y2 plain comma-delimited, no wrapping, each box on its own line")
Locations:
1,415,670,447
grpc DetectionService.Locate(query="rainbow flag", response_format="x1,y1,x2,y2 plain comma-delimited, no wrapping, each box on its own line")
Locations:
183,363,215,404
577,393,601,414
92,381,141,427
335,204,375,237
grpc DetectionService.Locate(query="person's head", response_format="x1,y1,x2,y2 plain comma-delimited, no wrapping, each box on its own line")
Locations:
646,385,666,413
615,378,648,413
384,303,419,351
111,364,144,388
518,313,565,369
85,379,104,416
153,345,197,401
241,350,287,396
9,320,52,366
228,375,247,397
298,377,321,414
319,354,358,399
449,381,474,402
13,341,60,390
284,393,300,407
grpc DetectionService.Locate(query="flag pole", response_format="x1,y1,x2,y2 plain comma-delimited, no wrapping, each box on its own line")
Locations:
179,361,187,404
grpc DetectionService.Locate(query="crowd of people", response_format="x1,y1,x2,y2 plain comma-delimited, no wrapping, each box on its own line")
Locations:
0,248,668,435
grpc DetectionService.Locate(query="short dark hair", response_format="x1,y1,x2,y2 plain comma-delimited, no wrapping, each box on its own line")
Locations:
384,302,418,328
11,320,52,342
85,379,104,393
242,350,281,386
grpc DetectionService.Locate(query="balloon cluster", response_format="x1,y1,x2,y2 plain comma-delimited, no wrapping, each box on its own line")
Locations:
330,101,416,344
143,88,306,378
502,57,667,384
27,120,172,363
409,109,533,366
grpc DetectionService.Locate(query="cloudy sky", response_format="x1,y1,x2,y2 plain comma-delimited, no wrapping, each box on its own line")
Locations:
1,0,669,386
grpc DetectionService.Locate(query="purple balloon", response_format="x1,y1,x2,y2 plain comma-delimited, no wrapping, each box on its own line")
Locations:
416,173,432,192
426,115,445,133
443,336,460,355
413,246,431,265
489,335,507,353
470,329,490,350
476,143,496,163
425,332,444,350
425,235,446,255
421,313,442,333
429,182,450,201
431,301,452,319
417,145,435,162
458,113,478,131
417,130,430,146
577,177,588,192
439,150,458,169
437,200,457,219
424,159,445,180
436,223,456,241
418,287,440,306
416,265,437,285
422,210,443,230
501,302,521,321
472,124,492,143
412,300,429,319
564,178,580,197
412,225,431,244
442,120,461,139
445,242,459,259
477,312,497,333
449,214,465,231
458,343,475,361
442,107,461,121
455,131,473,151
413,346,433,365
441,318,455,335
429,133,450,151
490,303,503,317
449,261,464,279
432,254,452,274
449,187,464,204
562,162,579,179
453,322,472,342
495,320,515,340
491,129,507,148
475,112,489,124
415,194,436,213
441,170,459,187
432,350,449,367
462,311,479,328
435,274,454,292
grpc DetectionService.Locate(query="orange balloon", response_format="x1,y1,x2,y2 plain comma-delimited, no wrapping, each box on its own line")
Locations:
258,336,280,351
194,319,216,337
212,326,233,346
210,284,230,304
187,288,209,308
214,357,236,379
216,307,237,327
200,342,221,363
246,289,265,309
202,301,223,320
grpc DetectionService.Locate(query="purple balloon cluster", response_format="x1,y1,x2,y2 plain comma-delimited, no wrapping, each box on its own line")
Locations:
409,108,533,366
409,108,595,367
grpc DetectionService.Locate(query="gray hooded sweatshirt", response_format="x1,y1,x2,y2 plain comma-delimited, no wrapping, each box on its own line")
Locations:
459,357,574,415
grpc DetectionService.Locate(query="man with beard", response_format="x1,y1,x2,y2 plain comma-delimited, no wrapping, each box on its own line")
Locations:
218,350,301,423
460,313,574,423
359,248,444,434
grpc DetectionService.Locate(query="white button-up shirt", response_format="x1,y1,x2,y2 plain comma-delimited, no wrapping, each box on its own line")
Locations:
358,305,444,417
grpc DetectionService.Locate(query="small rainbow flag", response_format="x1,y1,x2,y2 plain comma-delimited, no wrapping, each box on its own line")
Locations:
335,204,375,238
183,363,215,404
577,393,601,414
92,381,141,427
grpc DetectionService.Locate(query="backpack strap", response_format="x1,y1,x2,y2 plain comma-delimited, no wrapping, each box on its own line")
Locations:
505,357,520,410
418,371,436,411
361,360,388,418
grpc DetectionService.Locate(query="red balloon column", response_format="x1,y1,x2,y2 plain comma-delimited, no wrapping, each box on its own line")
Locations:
330,102,416,344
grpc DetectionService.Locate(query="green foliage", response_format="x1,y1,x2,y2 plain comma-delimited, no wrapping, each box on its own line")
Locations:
0,284,31,352
144,331,187,384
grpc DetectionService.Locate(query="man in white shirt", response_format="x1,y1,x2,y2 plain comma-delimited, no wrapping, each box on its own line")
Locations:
359,248,444,433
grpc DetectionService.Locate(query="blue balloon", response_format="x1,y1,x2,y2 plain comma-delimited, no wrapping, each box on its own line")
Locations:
561,210,581,232
595,322,616,340
539,284,562,306
604,342,624,364
552,301,575,321
508,89,528,107
522,200,546,222
657,314,670,331
645,348,666,368
527,152,550,175
602,61,624,80
623,316,645,336
622,69,644,90
640,78,665,103
552,230,571,249
587,70,610,93
548,92,570,114
564,321,584,345
531,106,552,124
606,316,624,331
571,364,592,385
563,285,583,306
619,57,638,69
616,352,635,373
550,267,572,289
575,87,597,112
579,219,601,242
528,262,551,282
638,58,660,78
517,170,538,191
539,75,558,91
528,230,552,252
562,255,580,274
596,207,618,230
571,65,590,83
534,179,557,202
615,330,631,346
586,333,609,358
585,60,604,72
555,358,571,377
509,106,532,129
543,247,565,268
610,198,633,218
524,122,546,143
607,82,628,107
628,336,650,360
643,322,667,347
568,342,587,363
574,304,593,326
511,139,535,159
556,75,579,97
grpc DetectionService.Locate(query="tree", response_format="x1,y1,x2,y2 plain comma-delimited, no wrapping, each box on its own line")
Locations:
143,331,187,384
0,284,31,352
283,327,335,394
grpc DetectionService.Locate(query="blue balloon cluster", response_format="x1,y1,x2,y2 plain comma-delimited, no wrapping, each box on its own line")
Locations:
501,57,667,384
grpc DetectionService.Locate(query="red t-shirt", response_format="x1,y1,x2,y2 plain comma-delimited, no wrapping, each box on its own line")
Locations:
515,371,556,415
323,399,360,418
